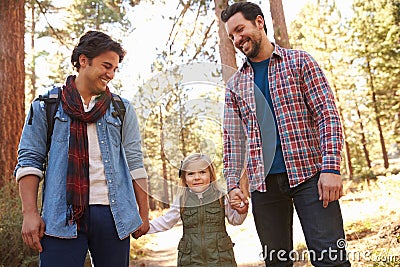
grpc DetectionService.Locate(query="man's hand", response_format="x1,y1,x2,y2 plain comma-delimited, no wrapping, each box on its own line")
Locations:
21,211,45,252
228,188,249,214
132,218,150,239
19,175,44,252
318,173,344,208
132,178,150,239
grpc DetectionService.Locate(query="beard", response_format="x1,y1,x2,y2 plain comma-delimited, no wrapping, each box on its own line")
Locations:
243,37,262,59
240,30,262,59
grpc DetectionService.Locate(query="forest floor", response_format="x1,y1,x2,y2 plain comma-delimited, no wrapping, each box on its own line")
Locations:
129,172,400,267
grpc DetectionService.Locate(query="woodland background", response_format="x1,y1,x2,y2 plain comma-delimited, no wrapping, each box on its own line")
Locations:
0,0,399,266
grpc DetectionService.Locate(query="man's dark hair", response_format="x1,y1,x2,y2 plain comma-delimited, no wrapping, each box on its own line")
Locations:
221,2,267,35
71,31,126,71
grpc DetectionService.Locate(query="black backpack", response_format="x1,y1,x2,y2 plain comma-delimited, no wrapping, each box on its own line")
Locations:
28,86,126,159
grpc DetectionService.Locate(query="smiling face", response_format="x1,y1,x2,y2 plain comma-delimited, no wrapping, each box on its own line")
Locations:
77,50,120,97
225,12,265,61
183,159,212,193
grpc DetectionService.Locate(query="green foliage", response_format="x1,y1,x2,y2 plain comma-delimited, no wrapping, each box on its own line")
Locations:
289,0,400,175
25,0,133,91
65,0,131,41
0,177,38,267
151,0,220,71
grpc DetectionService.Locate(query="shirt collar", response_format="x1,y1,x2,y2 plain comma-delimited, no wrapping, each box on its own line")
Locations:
81,95,98,112
240,42,283,71
188,185,212,199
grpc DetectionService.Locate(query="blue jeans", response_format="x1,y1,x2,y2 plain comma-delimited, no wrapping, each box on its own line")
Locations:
40,205,130,267
251,173,351,267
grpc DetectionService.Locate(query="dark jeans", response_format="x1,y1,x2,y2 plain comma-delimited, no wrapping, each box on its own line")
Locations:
251,173,351,267
40,205,130,267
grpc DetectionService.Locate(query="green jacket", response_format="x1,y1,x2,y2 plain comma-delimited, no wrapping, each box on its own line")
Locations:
178,186,237,267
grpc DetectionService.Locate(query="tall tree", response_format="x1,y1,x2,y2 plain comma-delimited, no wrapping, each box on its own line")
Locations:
269,0,290,48
0,0,25,183
353,90,372,169
215,0,237,82
348,0,400,169
25,0,54,103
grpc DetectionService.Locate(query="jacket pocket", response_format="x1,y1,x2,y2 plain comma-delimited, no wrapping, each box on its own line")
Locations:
53,113,69,142
217,235,234,251
182,208,198,226
177,238,191,266
217,235,236,265
105,114,122,146
205,206,223,223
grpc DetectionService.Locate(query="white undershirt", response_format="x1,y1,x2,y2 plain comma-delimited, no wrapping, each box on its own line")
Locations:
85,96,108,204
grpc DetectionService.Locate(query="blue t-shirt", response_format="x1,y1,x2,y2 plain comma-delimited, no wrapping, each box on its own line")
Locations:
250,59,286,174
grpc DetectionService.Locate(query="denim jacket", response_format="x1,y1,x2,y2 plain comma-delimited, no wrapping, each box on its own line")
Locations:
15,93,144,239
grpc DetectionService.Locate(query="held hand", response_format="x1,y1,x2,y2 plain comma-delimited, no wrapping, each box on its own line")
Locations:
229,195,243,207
228,188,249,214
132,218,150,239
229,196,249,213
21,212,45,252
318,173,344,208
236,201,249,214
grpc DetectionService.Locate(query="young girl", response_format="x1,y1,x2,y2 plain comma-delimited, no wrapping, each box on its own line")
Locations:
147,153,248,267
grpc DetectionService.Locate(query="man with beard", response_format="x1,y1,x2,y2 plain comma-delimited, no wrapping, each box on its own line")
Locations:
221,2,351,267
15,31,149,267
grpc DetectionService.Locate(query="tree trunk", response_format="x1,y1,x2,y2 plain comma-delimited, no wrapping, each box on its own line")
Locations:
366,58,389,169
178,96,187,157
355,101,372,169
29,0,37,103
214,0,237,83
269,0,291,48
0,0,25,184
160,106,170,208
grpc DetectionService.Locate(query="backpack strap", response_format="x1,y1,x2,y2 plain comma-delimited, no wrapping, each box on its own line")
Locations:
110,93,126,136
39,86,62,157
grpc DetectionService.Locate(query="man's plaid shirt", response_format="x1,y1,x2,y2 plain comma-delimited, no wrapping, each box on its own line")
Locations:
223,44,343,192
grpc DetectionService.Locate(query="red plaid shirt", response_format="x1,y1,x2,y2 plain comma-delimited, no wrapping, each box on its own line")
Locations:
223,44,343,192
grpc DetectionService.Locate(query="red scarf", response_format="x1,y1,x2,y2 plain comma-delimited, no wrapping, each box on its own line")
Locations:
61,75,111,228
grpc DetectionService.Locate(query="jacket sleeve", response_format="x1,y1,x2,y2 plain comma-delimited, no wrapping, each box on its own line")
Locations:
223,81,247,192
224,196,247,226
301,51,343,172
14,100,48,181
121,99,148,179
148,199,181,234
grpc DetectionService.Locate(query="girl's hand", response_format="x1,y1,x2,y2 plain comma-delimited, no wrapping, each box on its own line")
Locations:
228,188,249,214
229,194,249,214
229,195,243,208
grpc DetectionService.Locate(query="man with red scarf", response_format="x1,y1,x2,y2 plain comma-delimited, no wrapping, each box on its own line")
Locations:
15,31,149,267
